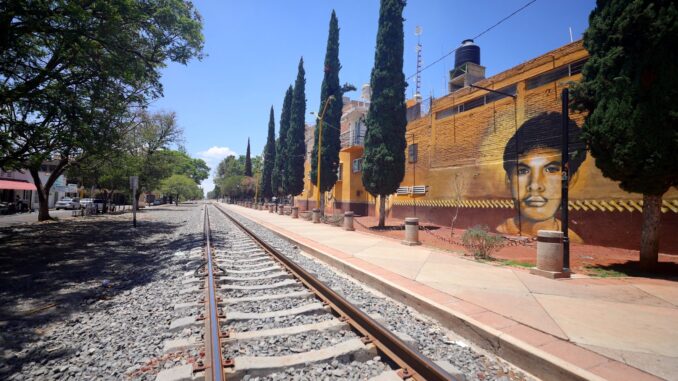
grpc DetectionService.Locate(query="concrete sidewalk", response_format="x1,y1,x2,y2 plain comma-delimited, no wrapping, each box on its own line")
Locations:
222,203,677,381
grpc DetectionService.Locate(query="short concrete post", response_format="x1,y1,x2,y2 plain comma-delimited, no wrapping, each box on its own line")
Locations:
291,206,299,219
277,205,284,215
530,230,570,279
268,204,274,213
402,217,421,246
312,208,321,223
343,211,355,231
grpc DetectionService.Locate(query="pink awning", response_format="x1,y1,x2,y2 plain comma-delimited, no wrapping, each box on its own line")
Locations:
0,180,37,191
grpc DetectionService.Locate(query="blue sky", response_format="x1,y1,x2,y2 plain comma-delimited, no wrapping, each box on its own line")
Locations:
149,0,596,194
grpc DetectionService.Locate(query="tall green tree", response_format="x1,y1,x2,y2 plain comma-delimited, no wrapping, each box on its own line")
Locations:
310,11,355,207
244,138,253,176
285,58,308,202
572,0,678,269
272,86,293,197
261,107,276,201
0,0,203,220
362,0,408,227
160,174,202,205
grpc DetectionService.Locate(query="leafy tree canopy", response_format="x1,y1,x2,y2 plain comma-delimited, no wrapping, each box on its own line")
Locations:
285,58,307,197
572,0,678,196
362,0,407,197
272,86,293,196
160,174,202,203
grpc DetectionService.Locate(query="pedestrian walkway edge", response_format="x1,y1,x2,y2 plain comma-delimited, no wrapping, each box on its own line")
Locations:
224,205,652,381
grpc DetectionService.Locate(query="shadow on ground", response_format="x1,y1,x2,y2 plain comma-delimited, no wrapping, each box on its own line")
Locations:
0,204,202,374
587,260,678,281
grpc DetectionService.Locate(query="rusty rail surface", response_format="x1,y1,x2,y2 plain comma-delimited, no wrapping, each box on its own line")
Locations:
201,206,225,381
214,203,454,381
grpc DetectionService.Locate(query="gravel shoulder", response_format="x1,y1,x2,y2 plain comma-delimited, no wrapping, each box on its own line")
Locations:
0,204,204,381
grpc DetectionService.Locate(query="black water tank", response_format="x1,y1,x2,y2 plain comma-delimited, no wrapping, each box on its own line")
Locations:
454,39,480,68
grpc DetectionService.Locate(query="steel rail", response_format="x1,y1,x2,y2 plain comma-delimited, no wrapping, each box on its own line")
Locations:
214,203,454,381
202,205,225,381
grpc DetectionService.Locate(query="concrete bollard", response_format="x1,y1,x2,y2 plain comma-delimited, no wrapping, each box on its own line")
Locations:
312,208,321,223
268,204,274,213
343,211,355,231
277,205,284,215
291,206,299,219
530,230,570,279
402,217,421,246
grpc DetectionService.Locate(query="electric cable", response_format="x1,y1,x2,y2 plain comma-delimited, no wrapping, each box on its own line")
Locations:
406,0,537,81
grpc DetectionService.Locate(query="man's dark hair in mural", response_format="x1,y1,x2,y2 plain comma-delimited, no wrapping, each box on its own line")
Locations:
497,112,587,242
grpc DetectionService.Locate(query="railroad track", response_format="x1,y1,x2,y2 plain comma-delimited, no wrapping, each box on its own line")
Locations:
157,203,454,381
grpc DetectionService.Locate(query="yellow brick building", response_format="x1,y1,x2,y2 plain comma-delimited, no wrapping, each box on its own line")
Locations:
297,41,678,252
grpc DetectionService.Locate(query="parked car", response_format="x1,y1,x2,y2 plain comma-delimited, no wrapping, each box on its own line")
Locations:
81,198,105,212
55,197,80,210
153,199,163,205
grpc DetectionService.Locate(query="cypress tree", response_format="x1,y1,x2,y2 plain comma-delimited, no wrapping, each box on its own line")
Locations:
261,106,276,201
285,57,307,202
362,0,407,227
272,86,293,197
244,138,252,177
311,10,344,203
571,0,678,269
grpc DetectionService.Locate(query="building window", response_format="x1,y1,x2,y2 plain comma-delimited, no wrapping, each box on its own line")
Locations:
337,162,343,181
408,144,418,163
352,158,363,173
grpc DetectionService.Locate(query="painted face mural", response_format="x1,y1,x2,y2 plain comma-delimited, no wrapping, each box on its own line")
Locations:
496,112,586,242
510,147,562,222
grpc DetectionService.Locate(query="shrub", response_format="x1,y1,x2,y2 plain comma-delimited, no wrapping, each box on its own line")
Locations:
461,225,504,260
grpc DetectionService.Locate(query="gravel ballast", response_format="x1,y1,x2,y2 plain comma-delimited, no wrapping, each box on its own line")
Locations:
218,206,534,381
0,204,206,381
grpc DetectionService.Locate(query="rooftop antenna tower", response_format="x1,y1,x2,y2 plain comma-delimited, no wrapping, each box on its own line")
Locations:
414,25,423,103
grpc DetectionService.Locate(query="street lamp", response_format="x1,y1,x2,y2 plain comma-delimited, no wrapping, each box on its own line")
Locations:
310,95,335,211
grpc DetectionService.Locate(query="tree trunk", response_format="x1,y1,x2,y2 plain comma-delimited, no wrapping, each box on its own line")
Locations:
640,194,662,270
29,160,68,221
378,195,385,228
36,187,50,221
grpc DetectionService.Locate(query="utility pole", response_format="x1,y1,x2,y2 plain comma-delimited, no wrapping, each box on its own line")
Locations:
561,88,570,272
130,176,138,228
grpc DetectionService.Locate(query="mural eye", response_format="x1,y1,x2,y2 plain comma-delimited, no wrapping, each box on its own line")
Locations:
517,167,530,175
545,164,560,174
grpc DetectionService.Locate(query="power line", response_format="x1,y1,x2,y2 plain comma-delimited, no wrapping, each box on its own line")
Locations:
406,0,537,81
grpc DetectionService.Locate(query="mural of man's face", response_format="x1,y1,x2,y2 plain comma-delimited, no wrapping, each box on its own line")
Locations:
509,147,562,222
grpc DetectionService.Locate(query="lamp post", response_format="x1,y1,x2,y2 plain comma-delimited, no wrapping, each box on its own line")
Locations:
311,95,335,212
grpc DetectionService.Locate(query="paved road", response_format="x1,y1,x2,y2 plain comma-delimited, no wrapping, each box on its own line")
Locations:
0,209,77,227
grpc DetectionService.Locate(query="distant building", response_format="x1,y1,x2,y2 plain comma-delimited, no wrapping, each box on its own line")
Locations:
0,161,72,209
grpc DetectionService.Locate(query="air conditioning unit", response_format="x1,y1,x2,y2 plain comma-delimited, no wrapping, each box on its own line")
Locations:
396,185,428,196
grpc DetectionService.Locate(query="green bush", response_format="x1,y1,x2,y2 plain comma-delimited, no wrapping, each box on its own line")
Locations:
461,225,504,260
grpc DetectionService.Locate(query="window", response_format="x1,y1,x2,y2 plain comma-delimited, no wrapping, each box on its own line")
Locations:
408,144,418,163
435,84,517,120
352,158,363,173
525,58,588,90
337,162,343,181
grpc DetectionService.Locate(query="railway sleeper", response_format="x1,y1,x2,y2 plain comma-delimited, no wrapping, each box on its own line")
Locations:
225,302,328,321
224,338,377,381
221,290,313,304
220,278,298,290
218,271,289,283
226,319,348,341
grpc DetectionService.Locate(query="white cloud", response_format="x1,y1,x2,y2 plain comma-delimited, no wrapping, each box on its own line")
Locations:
195,146,238,196
197,146,238,167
